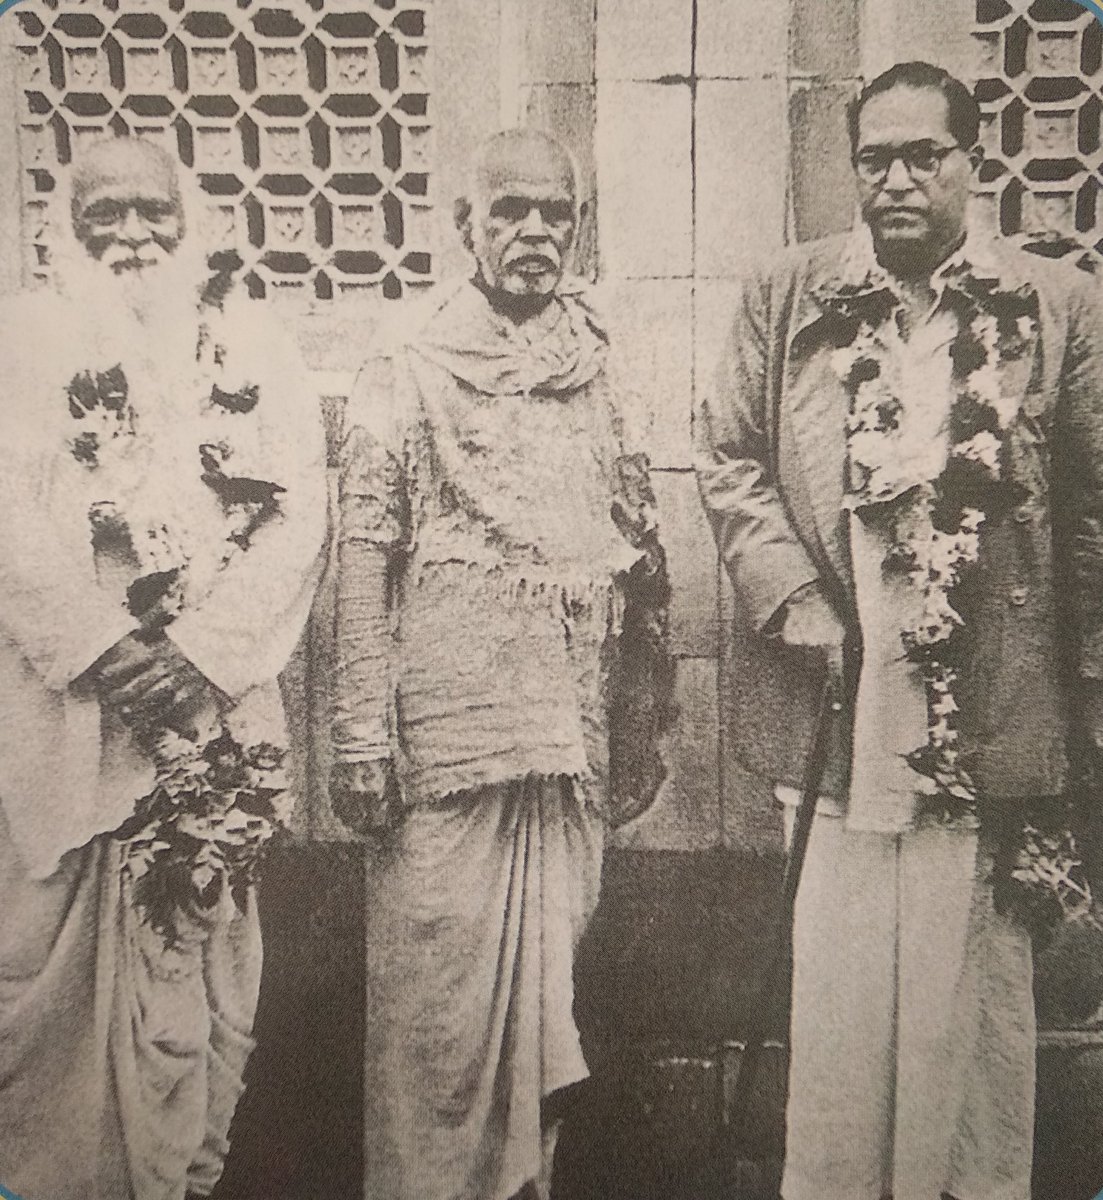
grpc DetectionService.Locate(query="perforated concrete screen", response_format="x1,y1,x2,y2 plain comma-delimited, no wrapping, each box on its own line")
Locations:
974,0,1103,267
13,0,433,301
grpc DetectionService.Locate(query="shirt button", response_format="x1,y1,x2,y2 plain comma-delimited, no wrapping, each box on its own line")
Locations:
1010,586,1029,607
1014,506,1032,525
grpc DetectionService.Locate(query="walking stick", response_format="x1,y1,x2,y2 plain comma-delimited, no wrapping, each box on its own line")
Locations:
725,671,840,1148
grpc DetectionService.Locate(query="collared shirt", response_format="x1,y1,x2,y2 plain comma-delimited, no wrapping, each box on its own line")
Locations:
778,236,965,828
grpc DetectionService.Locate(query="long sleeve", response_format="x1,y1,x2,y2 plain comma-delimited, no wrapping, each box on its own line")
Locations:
332,357,410,763
167,309,328,700
0,302,138,689
1054,272,1103,684
0,448,138,688
693,262,820,633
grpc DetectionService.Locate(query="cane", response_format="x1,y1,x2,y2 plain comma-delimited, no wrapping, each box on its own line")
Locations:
725,670,840,1148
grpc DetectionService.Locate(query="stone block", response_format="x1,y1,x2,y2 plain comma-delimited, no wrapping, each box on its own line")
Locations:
596,80,693,279
653,469,719,657
215,842,365,1200
612,657,722,852
295,312,381,372
695,79,787,278
575,847,788,1051
882,0,977,84
524,0,594,84
696,0,789,80
1034,1039,1103,1200
720,740,785,855
791,0,860,78
596,0,693,82
790,81,860,244
602,276,693,468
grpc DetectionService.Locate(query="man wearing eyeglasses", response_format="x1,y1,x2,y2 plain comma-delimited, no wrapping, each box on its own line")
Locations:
696,61,1103,1200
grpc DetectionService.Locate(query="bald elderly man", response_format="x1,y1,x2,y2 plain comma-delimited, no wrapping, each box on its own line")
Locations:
0,138,327,1200
331,129,671,1200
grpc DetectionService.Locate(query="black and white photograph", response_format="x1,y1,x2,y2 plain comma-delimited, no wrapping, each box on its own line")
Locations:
2,1,1103,1198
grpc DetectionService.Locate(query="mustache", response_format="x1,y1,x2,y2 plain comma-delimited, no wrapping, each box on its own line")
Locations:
504,250,560,271
99,247,169,274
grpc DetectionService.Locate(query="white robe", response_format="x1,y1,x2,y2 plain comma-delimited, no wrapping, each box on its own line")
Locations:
0,285,327,1199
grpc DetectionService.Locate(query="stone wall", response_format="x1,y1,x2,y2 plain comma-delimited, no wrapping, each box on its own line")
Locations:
502,0,974,858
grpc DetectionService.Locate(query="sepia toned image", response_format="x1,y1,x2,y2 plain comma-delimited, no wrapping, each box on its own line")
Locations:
3,1,1103,1198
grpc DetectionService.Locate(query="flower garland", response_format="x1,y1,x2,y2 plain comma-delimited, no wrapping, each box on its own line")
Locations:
63,266,294,946
825,268,1094,935
114,724,292,949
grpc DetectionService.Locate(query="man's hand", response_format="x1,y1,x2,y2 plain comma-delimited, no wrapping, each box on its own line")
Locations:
91,632,213,732
777,583,846,687
330,758,399,839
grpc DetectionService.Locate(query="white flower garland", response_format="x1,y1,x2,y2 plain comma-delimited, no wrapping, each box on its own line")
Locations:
832,299,1034,824
65,290,294,946
818,265,1101,935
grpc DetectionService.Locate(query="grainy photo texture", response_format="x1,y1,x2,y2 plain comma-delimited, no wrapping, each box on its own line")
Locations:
2,3,1103,1199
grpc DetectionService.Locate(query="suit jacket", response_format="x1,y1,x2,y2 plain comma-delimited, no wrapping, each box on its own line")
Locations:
695,230,1103,804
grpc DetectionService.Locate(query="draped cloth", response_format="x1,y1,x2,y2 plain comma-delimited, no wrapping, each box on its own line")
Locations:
0,808,261,1200
0,283,327,1198
335,277,667,811
338,277,668,1200
781,813,1035,1200
363,776,604,1200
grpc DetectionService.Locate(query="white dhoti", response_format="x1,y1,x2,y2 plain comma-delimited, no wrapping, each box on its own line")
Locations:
0,803,261,1200
781,813,1035,1200
363,775,605,1200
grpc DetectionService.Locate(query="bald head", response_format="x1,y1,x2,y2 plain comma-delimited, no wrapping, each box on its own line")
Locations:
71,138,186,274
471,129,577,204
457,129,579,316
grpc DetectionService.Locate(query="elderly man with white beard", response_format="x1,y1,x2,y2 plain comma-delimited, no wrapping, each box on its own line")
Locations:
0,137,327,1200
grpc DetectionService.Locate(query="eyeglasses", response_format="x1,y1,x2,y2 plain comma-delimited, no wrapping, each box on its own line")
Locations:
853,141,961,185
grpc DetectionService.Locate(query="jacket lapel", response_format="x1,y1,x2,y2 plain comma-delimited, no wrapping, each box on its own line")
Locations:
784,235,893,596
782,232,1042,599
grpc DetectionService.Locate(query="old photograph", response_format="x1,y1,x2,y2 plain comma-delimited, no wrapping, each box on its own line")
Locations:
2,1,1103,1198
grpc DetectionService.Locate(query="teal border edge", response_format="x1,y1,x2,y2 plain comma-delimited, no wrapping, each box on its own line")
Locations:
0,1185,22,1200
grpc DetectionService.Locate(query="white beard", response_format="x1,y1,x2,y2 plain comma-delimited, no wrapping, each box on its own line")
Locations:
59,243,211,364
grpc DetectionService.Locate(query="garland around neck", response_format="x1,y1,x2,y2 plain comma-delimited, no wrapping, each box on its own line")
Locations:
823,259,1097,933
61,285,292,947
826,264,1036,824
